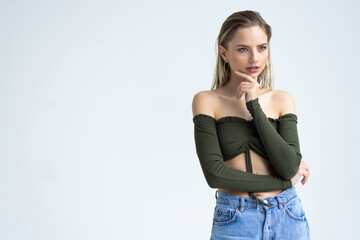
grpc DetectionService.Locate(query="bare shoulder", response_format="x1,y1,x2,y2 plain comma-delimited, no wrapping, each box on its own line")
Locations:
192,90,217,118
271,89,297,116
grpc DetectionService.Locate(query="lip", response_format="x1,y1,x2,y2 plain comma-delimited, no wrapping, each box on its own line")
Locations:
246,66,260,73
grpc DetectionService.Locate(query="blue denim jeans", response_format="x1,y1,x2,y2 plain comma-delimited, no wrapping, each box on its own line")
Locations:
210,187,310,240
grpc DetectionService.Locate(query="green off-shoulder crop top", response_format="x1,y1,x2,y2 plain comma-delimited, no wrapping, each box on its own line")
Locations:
192,97,302,196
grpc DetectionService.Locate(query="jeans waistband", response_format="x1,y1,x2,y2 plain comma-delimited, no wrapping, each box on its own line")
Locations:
215,187,298,210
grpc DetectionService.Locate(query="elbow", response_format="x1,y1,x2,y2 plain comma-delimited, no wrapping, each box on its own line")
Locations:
198,157,225,189
279,153,302,180
199,166,219,189
206,180,218,189
204,173,219,189
280,168,298,181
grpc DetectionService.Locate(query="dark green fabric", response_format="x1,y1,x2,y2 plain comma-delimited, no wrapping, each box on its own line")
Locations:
192,97,302,192
245,97,302,180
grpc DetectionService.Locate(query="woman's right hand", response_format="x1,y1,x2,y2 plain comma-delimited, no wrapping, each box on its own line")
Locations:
291,161,310,186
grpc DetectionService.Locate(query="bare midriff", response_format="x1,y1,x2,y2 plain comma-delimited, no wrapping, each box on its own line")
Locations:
218,149,285,198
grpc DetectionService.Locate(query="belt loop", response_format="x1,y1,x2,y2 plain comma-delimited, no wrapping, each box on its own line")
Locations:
239,197,245,212
215,190,218,199
276,195,284,210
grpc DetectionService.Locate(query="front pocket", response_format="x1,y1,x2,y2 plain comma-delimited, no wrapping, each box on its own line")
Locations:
284,197,306,221
212,204,237,226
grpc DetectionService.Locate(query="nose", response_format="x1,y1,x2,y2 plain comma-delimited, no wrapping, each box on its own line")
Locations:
250,51,259,63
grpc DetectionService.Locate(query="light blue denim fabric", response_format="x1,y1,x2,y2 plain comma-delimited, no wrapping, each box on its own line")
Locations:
210,186,310,240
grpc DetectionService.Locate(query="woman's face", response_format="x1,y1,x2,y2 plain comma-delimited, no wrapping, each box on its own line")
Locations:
221,26,269,79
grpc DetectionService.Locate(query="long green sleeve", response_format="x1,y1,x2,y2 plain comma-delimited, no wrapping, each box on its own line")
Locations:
193,113,292,192
245,97,302,180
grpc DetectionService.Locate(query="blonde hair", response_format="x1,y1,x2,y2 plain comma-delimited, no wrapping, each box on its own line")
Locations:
211,10,274,90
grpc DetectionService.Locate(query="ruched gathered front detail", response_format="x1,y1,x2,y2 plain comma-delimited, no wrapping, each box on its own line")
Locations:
193,97,302,193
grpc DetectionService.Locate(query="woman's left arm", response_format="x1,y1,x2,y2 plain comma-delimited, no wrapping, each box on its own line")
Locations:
245,94,302,180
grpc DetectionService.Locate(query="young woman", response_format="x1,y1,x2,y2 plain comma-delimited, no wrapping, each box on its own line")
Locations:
192,10,311,239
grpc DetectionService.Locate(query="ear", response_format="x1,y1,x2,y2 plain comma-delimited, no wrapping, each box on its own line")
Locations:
219,45,228,62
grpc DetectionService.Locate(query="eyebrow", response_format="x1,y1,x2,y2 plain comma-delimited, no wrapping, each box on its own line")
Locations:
235,43,268,47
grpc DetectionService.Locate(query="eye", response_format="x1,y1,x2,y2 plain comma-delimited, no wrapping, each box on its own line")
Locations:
260,46,267,50
238,48,247,52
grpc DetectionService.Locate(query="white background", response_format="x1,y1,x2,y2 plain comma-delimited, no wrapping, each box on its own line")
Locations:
1,0,359,239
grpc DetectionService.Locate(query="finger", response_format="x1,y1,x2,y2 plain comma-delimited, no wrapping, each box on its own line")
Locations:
236,87,247,99
301,166,309,176
236,91,243,99
303,164,309,173
302,175,308,185
237,92,244,99
302,161,309,167
302,163,309,171
300,162,309,171
235,83,243,99
301,175,306,185
303,172,309,181
234,70,256,82
302,171,309,184
301,177,306,185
